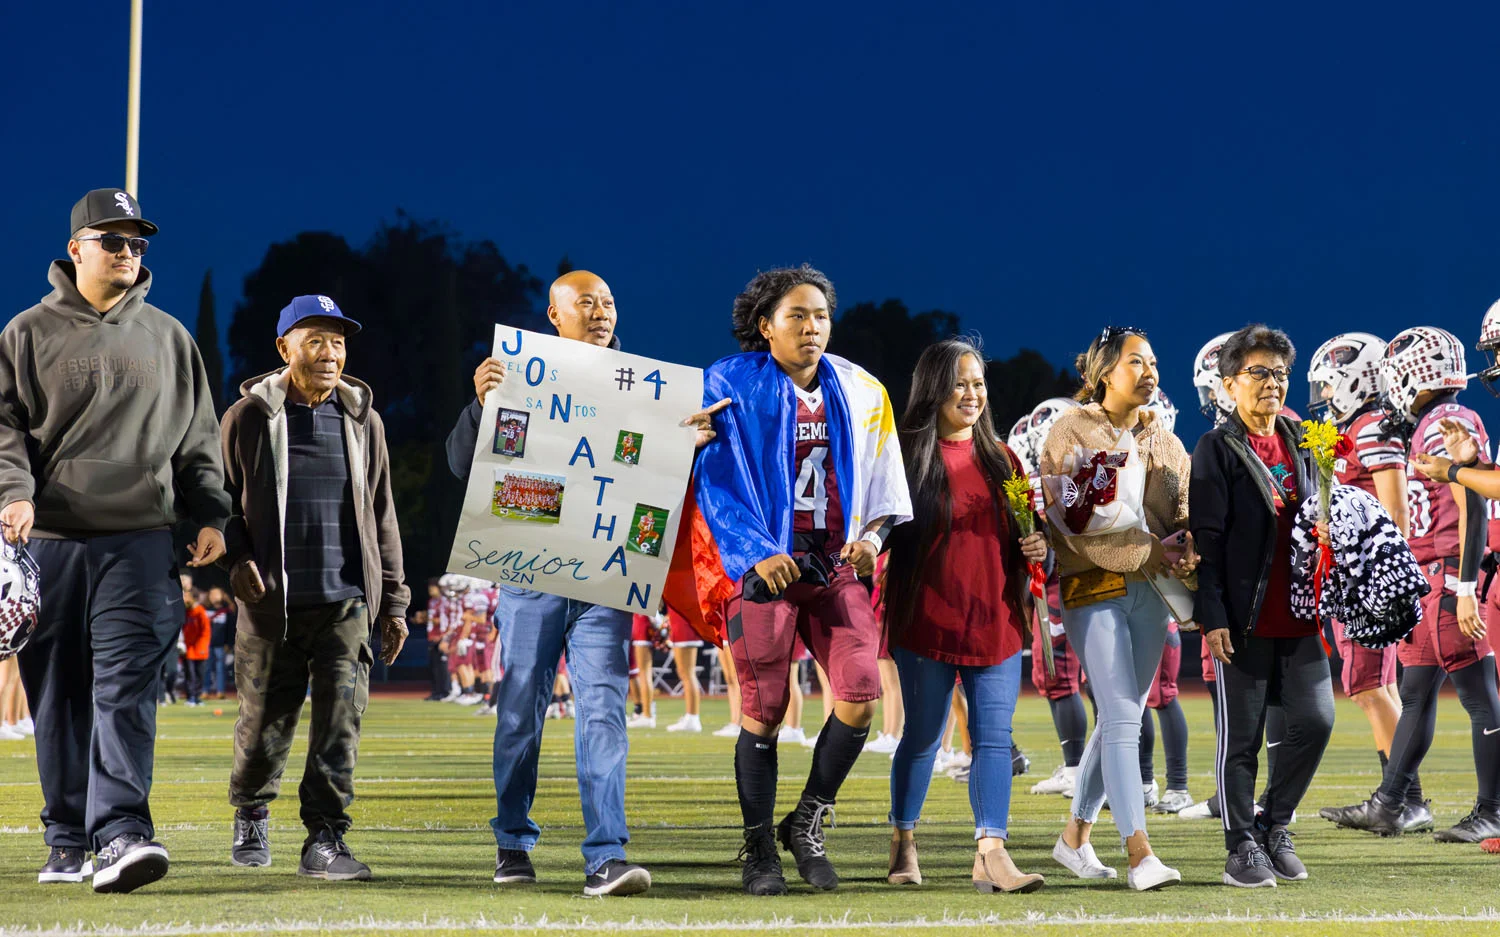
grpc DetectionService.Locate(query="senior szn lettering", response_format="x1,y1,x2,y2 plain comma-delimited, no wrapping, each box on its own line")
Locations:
57,354,160,391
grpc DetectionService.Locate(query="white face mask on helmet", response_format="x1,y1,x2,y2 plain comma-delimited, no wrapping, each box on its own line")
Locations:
0,539,41,661
1026,397,1080,461
1477,298,1500,396
1145,387,1177,434
1307,332,1386,423
1378,326,1468,421
1192,333,1236,425
1006,414,1036,476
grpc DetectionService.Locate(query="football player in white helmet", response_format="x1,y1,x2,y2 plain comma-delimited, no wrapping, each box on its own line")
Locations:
1006,414,1036,476
1026,397,1079,463
1193,333,1237,425
1145,388,1178,435
1476,297,1500,394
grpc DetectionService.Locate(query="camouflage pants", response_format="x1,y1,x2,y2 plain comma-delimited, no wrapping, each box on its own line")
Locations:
229,598,371,837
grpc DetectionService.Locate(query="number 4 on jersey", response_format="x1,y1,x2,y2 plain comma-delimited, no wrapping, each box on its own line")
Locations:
795,445,829,528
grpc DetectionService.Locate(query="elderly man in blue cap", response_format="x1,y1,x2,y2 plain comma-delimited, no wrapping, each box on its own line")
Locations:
219,295,410,880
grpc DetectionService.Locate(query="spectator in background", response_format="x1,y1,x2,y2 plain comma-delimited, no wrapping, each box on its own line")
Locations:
206,587,236,700
0,656,33,740
422,579,446,701
181,578,211,707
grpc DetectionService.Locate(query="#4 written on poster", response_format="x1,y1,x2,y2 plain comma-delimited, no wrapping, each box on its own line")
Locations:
447,326,704,613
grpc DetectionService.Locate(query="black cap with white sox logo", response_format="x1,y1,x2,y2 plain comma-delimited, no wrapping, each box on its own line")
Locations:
69,188,158,237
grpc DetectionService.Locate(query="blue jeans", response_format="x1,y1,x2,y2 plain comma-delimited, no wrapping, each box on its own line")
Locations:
490,586,632,874
889,647,1022,839
1062,579,1172,839
208,646,228,696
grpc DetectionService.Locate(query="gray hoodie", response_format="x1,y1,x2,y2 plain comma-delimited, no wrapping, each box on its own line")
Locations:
0,261,231,537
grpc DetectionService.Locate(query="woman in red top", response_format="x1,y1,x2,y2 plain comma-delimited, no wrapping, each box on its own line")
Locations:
882,339,1048,894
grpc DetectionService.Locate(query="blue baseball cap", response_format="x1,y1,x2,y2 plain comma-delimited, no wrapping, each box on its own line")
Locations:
276,295,362,337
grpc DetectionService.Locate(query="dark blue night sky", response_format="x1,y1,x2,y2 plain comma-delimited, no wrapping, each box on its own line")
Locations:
8,2,1500,443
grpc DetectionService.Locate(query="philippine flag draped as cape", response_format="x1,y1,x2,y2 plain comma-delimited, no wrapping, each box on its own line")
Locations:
665,352,912,641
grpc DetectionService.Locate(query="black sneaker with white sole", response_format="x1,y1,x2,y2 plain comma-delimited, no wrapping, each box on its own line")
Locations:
1256,826,1307,881
92,834,169,893
583,859,651,896
297,828,371,881
1222,839,1277,888
777,797,839,890
38,846,92,884
494,848,537,884
231,810,271,867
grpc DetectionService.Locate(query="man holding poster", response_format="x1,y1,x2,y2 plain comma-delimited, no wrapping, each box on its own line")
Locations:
676,265,912,895
444,270,725,897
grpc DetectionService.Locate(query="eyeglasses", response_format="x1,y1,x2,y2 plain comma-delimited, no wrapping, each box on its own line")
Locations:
1098,325,1146,346
1239,365,1291,385
75,233,149,257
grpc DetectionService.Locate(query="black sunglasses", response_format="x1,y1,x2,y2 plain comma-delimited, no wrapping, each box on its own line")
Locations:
1098,325,1146,346
76,233,149,257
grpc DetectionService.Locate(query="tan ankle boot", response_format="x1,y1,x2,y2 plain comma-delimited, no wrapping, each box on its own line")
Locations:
973,845,1045,894
887,837,921,885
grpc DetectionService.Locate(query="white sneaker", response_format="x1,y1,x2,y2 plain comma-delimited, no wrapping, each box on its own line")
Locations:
777,726,806,744
0,724,24,741
1031,764,1077,796
18,717,35,736
563,701,575,719
473,704,496,716
864,732,900,754
1178,800,1216,820
1052,837,1118,879
1143,780,1161,808
442,688,461,702
545,702,562,720
712,722,741,738
457,693,483,706
1154,789,1194,814
1127,854,1181,891
801,731,819,749
666,714,702,733
626,713,656,729
932,748,954,774
947,750,973,770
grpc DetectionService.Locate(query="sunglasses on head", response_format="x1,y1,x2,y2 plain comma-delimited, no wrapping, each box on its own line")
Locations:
76,233,149,257
1098,325,1146,346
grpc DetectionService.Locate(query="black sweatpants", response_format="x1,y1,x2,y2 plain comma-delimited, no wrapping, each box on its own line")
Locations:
16,530,181,851
1213,632,1335,849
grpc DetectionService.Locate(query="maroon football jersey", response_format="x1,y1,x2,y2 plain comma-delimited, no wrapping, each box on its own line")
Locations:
791,384,845,553
1406,401,1490,564
1335,408,1407,496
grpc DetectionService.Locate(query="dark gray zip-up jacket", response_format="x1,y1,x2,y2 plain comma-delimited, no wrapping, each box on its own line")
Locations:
0,261,230,537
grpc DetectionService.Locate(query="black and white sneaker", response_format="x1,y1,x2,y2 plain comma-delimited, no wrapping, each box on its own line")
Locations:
494,848,537,884
1257,826,1307,881
777,797,839,890
1433,804,1500,843
582,858,651,896
38,846,92,884
231,810,271,867
1011,744,1031,777
739,825,788,896
92,834,169,893
1222,839,1276,888
297,828,371,881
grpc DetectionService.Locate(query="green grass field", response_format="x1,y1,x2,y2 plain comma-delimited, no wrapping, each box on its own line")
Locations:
1,689,1497,936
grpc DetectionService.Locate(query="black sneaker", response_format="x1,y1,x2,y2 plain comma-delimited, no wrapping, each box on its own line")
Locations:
231,810,271,867
739,825,788,896
1256,826,1307,881
1011,744,1031,777
777,797,839,890
297,828,371,881
1318,793,1403,836
582,858,651,897
1222,839,1277,888
1433,804,1500,843
92,834,169,894
1401,800,1436,834
494,847,537,884
38,846,92,884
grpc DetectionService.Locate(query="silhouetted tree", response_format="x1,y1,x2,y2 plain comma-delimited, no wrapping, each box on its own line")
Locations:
833,299,962,412
195,270,224,414
986,349,1079,433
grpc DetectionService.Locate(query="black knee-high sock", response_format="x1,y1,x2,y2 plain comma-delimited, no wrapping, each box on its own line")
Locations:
1449,659,1500,810
1380,665,1444,805
1159,698,1190,791
802,713,869,804
735,730,779,828
1049,694,1088,767
1138,708,1157,784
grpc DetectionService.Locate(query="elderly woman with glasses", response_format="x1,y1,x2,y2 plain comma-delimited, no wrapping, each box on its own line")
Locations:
1038,325,1196,891
1190,324,1335,889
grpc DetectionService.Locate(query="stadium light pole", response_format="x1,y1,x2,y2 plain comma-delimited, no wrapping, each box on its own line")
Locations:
125,0,143,196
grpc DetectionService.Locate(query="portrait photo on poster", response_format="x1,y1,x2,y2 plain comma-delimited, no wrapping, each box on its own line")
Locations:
493,408,530,458
626,503,670,557
492,468,565,525
614,429,644,466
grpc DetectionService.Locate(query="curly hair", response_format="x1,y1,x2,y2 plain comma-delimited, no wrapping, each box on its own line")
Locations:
729,264,837,352
1219,324,1296,378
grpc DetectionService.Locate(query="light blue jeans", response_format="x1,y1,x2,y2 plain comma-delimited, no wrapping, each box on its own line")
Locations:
1062,579,1172,839
490,586,632,874
889,648,1022,839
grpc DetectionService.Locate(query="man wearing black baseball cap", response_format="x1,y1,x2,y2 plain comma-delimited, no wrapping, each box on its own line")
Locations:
0,189,231,893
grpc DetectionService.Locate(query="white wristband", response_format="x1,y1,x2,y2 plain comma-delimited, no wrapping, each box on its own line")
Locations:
1455,581,1478,598
860,530,884,550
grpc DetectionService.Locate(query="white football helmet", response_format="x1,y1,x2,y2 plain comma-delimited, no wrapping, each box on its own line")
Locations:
0,538,41,661
1478,298,1500,395
1307,332,1385,423
1026,397,1080,462
1145,387,1178,434
1379,326,1468,421
1192,333,1236,425
1006,413,1036,475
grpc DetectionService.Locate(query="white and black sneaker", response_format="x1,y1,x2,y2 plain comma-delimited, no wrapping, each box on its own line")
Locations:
231,810,271,866
1222,839,1276,888
494,848,537,884
583,858,651,896
92,834,169,893
38,846,92,884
